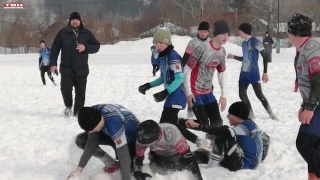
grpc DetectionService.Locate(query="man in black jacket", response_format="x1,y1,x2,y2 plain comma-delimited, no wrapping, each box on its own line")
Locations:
50,11,100,117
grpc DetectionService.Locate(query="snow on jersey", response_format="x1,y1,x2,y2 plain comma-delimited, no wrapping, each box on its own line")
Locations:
135,123,190,158
39,47,51,66
229,120,263,169
241,37,264,72
92,104,139,147
296,38,320,102
186,40,226,95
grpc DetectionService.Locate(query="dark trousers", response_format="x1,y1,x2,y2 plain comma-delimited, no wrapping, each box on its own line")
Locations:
75,132,136,162
160,107,198,143
192,102,223,127
296,132,320,177
60,74,87,116
40,66,54,85
239,83,273,116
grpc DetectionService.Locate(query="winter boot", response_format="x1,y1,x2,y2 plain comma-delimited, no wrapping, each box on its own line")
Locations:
195,138,213,151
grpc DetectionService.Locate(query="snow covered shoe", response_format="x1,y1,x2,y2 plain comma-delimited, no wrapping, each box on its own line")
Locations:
63,107,72,117
196,138,213,151
104,161,120,173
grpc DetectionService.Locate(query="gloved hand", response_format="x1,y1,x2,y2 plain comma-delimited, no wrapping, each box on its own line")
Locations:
138,83,151,95
133,171,152,180
153,89,169,102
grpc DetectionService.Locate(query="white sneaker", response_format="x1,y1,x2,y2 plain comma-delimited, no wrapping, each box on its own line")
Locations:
196,138,213,151
63,107,72,118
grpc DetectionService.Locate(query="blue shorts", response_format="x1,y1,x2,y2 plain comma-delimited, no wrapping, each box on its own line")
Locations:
300,106,320,137
239,69,260,85
164,87,187,110
194,92,217,106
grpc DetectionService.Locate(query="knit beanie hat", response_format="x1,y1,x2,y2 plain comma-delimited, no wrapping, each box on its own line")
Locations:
153,28,172,45
228,101,250,120
137,120,161,144
213,20,230,37
69,11,81,22
287,13,312,37
198,21,210,31
238,23,252,35
78,107,102,131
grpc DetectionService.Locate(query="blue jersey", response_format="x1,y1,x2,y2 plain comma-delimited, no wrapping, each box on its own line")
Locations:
239,37,264,85
158,49,187,109
39,47,51,66
92,104,139,145
230,120,263,169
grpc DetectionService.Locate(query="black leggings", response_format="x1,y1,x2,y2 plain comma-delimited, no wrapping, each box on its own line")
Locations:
296,131,320,177
239,83,272,115
40,66,54,85
192,102,222,127
160,107,198,143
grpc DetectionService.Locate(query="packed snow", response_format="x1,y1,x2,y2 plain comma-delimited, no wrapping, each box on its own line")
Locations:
0,35,306,180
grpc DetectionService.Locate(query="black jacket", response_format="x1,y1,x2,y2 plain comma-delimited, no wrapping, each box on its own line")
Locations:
50,24,100,76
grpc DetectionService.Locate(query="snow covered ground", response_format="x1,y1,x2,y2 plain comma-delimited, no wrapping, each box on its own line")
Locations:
0,36,306,180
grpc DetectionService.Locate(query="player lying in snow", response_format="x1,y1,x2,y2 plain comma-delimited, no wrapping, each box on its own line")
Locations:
185,101,270,171
133,120,203,180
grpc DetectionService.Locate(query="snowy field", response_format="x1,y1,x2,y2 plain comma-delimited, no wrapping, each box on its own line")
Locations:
0,36,306,180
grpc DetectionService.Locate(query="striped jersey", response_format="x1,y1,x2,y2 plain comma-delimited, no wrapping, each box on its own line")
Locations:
241,37,264,72
92,104,139,144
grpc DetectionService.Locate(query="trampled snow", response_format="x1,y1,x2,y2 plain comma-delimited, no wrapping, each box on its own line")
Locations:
0,35,305,180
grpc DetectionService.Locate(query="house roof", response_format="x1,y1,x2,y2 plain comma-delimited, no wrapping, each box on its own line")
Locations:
139,22,187,36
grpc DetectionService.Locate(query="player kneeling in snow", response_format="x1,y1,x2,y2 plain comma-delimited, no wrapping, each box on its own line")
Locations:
133,120,203,180
186,101,270,171
67,104,140,180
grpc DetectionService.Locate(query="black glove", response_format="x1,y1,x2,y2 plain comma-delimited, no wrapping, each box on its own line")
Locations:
138,83,150,95
153,89,169,102
133,171,152,180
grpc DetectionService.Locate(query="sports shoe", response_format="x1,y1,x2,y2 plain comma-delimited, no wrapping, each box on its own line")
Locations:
53,82,57,86
104,161,120,173
195,138,213,151
63,107,72,117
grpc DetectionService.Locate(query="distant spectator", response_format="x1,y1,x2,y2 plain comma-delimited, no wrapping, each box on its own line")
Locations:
39,40,56,86
262,32,274,62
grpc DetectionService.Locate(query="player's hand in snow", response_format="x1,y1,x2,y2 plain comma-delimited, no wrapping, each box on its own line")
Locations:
67,167,83,180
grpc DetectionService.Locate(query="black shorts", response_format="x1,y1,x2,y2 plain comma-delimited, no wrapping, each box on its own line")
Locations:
296,131,320,177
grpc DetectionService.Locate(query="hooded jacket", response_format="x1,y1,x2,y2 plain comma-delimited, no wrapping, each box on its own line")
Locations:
50,20,100,76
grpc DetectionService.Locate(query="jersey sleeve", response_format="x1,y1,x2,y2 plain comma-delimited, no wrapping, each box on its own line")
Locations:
306,42,320,75
135,141,148,158
168,51,183,73
186,45,203,69
252,37,264,52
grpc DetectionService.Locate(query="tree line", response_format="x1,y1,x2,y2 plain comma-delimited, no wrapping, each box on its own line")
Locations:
0,0,319,47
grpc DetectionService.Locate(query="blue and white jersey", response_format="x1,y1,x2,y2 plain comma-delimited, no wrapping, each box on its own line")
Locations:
92,104,139,148
241,37,264,72
39,47,51,66
158,49,187,109
229,120,263,169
